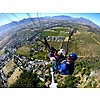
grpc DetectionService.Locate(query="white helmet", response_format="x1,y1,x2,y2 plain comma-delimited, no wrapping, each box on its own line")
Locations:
58,49,65,56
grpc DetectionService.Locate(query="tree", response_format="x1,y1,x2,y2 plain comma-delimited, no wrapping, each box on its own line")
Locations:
74,76,81,83
58,82,65,88
37,82,46,88
10,71,46,88
85,70,90,75
81,68,86,76
73,65,81,75
64,75,76,88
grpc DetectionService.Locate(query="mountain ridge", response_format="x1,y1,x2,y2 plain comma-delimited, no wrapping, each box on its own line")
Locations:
0,15,100,36
51,15,100,28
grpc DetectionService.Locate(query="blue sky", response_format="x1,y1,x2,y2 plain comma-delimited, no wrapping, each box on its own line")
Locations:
0,13,100,27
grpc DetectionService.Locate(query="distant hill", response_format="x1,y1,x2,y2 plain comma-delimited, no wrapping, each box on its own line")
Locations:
0,18,38,32
74,17,100,28
0,15,100,36
51,15,100,29
0,21,18,31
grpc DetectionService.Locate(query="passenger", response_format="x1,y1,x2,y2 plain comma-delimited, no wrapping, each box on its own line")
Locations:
48,47,65,63
39,37,65,62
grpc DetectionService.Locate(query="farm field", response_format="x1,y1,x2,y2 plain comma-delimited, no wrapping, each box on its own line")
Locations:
15,45,31,57
2,60,17,76
42,27,70,37
7,67,23,87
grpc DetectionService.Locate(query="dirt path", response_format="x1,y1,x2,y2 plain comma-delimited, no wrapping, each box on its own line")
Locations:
91,35,100,45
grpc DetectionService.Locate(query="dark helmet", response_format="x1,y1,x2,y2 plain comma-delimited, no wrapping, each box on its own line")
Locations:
69,53,78,61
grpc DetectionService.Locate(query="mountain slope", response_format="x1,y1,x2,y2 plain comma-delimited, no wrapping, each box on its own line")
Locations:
51,15,100,28
0,15,100,36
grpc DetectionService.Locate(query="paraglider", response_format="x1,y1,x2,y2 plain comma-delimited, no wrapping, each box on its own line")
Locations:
39,36,78,75
54,53,78,75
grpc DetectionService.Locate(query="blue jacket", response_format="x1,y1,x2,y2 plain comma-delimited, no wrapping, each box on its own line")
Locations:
54,61,74,75
58,63,69,74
